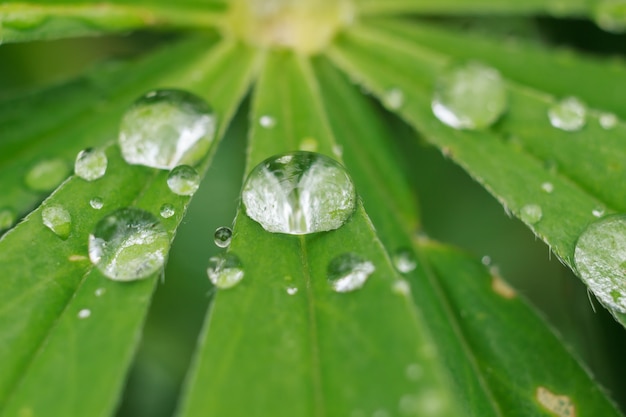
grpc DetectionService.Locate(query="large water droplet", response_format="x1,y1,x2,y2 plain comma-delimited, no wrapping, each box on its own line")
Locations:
432,61,507,130
392,249,417,273
328,253,375,293
242,151,356,235
42,205,71,239
0,208,16,231
207,253,244,289
214,226,233,248
119,89,216,169
548,96,587,131
89,207,170,281
25,158,70,192
167,165,200,196
520,204,543,225
74,148,107,181
575,215,626,313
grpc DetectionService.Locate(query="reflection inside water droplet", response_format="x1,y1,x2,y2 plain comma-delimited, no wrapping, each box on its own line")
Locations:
118,89,216,169
242,152,356,235
89,207,170,281
42,205,71,239
207,253,244,289
75,148,107,181
328,252,375,293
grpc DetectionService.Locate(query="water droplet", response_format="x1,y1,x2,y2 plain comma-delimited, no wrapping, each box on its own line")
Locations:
535,386,575,417
286,286,298,295
95,288,106,297
299,137,319,152
548,96,587,131
328,253,375,293
520,204,543,225
332,144,343,158
259,115,276,128
159,204,175,219
592,206,606,218
167,165,200,196
25,158,69,192
599,112,618,129
481,255,492,266
77,309,91,319
90,197,104,210
541,182,554,193
392,279,411,296
383,87,404,110
207,253,244,289
574,214,626,313
392,249,417,273
74,148,107,181
119,89,216,169
42,205,71,239
595,2,626,33
0,208,16,231
242,151,357,235
432,61,507,130
214,226,233,248
88,208,170,281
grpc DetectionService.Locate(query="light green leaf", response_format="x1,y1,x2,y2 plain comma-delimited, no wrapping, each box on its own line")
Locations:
178,50,460,417
0,39,259,416
315,55,623,416
0,2,225,43
326,20,626,325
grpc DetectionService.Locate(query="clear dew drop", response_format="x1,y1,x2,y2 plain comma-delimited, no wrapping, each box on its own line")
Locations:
383,87,405,110
592,206,606,218
548,96,587,131
167,165,200,196
207,253,244,289
159,204,175,219
214,226,233,248
392,249,417,273
242,151,357,235
90,197,104,210
431,61,507,130
541,182,555,194
74,148,107,181
328,253,375,293
88,207,170,281
118,89,216,169
520,204,543,225
259,115,276,128
42,205,71,239
599,112,618,130
0,208,16,231
575,215,626,313
25,158,70,192
77,309,91,319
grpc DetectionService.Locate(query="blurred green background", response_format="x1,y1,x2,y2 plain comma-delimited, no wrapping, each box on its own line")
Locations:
1,16,625,416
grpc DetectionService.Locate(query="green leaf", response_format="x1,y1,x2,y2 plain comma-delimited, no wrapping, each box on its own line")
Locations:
0,39,259,416
326,19,626,326
178,50,461,417
0,2,225,43
314,55,623,416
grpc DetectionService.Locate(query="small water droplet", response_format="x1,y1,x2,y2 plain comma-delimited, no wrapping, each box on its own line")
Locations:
207,253,244,289
383,87,404,110
328,253,375,293
520,204,543,225
42,205,71,239
481,255,492,266
77,309,91,319
90,197,104,210
25,158,69,192
575,215,626,313
95,288,106,297
88,207,170,281
332,144,343,158
548,96,587,131
392,249,417,273
0,208,16,231
242,151,357,235
286,286,298,295
599,112,618,130
299,137,319,152
160,204,175,219
118,89,216,169
592,206,606,218
259,115,276,128
74,148,107,181
214,226,233,248
541,182,554,193
167,165,200,196
392,279,411,296
432,61,507,130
